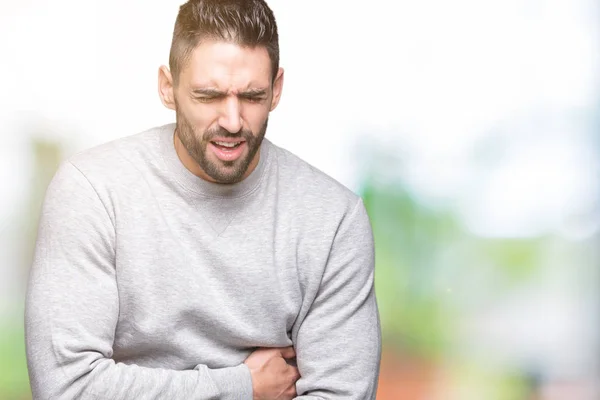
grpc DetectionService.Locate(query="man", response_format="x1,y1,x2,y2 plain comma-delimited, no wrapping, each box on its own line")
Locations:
25,0,381,398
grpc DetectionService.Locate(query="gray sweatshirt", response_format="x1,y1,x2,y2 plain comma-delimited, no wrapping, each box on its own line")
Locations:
25,124,381,399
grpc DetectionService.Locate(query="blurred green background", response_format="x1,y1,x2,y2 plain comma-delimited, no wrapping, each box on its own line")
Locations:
1,0,599,399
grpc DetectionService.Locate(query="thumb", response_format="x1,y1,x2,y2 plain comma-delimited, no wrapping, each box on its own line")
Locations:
276,346,296,359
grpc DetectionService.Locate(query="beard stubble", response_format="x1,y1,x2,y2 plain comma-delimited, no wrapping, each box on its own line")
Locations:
175,108,268,184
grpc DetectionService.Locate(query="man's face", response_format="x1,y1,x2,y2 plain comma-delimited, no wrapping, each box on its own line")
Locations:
171,41,281,184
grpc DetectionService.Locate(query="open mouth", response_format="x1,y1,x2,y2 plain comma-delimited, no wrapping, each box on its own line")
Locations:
208,140,247,161
211,140,244,150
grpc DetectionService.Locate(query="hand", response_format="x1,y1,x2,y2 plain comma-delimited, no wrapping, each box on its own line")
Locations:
244,346,300,400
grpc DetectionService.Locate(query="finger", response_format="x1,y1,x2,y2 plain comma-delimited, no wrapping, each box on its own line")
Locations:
286,384,298,398
277,346,296,359
288,366,300,381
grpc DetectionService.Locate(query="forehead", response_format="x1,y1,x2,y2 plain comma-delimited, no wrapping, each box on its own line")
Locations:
181,41,272,90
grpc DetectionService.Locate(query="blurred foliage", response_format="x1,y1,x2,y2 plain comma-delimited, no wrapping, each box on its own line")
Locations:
23,138,63,269
0,321,30,400
1,137,63,400
439,360,537,400
362,181,458,359
361,175,548,362
475,238,546,284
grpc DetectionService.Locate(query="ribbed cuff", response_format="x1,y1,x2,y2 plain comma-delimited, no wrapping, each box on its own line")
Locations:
207,364,253,400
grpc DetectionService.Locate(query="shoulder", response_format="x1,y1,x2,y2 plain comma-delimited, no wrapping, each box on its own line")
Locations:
46,124,171,218
265,139,361,215
66,124,168,181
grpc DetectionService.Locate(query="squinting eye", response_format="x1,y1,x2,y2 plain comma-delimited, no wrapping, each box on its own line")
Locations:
196,97,215,103
246,97,264,103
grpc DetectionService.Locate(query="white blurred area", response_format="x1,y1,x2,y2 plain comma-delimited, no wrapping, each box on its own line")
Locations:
1,0,599,398
0,0,598,233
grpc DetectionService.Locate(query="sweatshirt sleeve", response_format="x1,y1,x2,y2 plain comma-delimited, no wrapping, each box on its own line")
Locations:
292,198,382,399
24,161,252,400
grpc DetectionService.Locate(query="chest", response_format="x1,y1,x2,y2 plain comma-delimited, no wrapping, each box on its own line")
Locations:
111,190,304,363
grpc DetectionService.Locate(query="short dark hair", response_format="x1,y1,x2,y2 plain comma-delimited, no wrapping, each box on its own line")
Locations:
169,0,279,86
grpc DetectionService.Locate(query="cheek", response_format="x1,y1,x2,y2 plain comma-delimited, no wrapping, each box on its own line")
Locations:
242,106,269,131
180,103,215,127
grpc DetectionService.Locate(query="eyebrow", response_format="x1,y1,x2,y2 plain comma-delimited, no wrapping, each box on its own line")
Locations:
191,88,225,97
238,88,268,97
191,88,268,97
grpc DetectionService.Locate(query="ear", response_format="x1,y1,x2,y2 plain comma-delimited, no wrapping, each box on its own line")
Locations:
158,65,176,110
269,67,284,111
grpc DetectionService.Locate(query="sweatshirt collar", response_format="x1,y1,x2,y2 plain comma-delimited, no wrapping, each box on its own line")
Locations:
159,123,270,198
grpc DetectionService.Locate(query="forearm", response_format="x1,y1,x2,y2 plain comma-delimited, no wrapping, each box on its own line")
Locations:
25,290,252,400
26,354,250,400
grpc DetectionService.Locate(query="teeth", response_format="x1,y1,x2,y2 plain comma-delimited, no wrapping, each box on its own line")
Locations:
214,141,241,148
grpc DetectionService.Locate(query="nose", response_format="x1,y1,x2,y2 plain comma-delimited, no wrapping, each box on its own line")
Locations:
218,95,243,133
